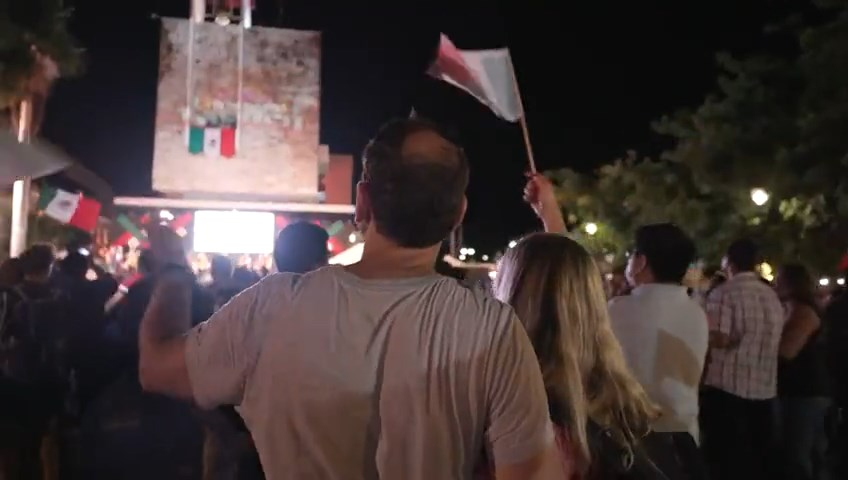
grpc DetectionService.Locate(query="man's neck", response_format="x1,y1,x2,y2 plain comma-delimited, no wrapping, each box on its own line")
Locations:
347,231,438,280
729,268,755,278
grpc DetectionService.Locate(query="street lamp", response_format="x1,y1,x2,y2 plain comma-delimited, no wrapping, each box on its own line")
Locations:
750,188,769,206
584,222,598,236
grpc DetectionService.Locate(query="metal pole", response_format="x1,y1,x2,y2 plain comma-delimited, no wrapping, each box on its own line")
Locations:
10,98,33,258
236,14,245,151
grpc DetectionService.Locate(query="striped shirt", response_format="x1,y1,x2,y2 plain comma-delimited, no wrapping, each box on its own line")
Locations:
703,272,784,399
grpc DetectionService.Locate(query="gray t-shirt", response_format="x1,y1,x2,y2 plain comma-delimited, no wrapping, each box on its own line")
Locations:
185,266,553,480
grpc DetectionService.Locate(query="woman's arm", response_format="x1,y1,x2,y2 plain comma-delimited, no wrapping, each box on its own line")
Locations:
524,174,567,234
779,303,820,360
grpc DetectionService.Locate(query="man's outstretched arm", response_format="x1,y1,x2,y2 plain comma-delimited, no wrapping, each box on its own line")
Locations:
138,270,194,400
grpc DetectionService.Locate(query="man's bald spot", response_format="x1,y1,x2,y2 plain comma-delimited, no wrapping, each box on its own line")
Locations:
400,129,462,166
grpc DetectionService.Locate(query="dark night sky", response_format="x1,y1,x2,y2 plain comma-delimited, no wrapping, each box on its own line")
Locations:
40,0,797,254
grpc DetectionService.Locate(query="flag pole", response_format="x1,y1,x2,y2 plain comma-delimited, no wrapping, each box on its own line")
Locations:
506,53,537,174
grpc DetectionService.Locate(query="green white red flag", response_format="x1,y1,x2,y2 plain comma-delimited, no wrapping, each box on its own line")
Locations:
37,186,101,232
427,34,521,122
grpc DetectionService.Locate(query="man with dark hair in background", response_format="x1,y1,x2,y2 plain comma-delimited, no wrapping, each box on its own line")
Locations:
609,223,708,479
137,118,561,480
700,238,783,480
274,222,329,274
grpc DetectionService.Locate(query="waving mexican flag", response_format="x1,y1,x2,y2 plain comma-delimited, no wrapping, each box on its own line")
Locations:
37,186,101,232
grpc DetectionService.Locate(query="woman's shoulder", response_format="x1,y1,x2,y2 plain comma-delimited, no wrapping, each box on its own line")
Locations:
788,300,821,323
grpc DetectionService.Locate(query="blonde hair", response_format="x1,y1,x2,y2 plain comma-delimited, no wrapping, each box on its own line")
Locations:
494,233,659,474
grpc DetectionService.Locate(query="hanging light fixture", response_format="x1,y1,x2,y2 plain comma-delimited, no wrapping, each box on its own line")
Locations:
213,0,233,25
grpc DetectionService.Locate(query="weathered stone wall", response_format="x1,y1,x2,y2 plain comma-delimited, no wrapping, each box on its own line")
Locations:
152,19,321,199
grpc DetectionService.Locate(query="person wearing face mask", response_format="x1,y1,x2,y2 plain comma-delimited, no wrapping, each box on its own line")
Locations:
608,224,709,479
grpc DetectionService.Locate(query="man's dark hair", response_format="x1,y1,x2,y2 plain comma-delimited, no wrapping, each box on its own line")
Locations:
726,238,759,272
60,252,89,279
362,118,469,248
634,223,696,284
210,255,233,281
19,244,54,277
274,222,329,274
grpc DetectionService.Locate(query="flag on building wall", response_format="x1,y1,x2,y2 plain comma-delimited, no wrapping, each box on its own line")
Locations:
427,34,521,122
188,125,237,158
37,186,101,232
203,127,221,157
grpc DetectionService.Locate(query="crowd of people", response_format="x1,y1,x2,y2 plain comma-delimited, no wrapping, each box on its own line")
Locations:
1,117,847,479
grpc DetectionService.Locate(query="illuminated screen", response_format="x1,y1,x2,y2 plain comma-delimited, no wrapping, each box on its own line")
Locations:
192,210,275,254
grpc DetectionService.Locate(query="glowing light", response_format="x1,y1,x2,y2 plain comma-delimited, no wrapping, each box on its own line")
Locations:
838,278,846,286
467,248,476,256
482,255,489,261
159,209,174,221
819,277,830,287
214,12,231,25
750,188,770,206
459,248,468,255
488,270,497,280
348,233,357,244
759,262,774,281
584,222,598,236
459,254,467,261
329,243,363,266
508,240,518,249
193,210,274,254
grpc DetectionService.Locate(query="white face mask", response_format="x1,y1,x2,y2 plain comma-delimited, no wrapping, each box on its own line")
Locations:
625,254,641,287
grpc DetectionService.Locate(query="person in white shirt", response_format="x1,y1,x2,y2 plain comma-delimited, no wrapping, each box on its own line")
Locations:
608,223,708,476
135,118,562,480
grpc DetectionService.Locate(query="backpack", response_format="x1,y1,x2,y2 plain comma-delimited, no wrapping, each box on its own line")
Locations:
0,287,71,390
0,286,26,337
0,286,34,381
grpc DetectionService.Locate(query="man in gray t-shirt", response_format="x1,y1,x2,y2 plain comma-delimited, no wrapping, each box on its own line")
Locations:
137,118,561,479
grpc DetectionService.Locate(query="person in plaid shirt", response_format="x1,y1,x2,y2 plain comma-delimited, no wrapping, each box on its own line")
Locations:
699,239,784,480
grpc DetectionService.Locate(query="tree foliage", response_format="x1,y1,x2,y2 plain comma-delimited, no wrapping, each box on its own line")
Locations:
552,0,848,272
0,0,83,127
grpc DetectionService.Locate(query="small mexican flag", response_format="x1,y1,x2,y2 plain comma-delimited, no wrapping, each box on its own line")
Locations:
37,186,101,232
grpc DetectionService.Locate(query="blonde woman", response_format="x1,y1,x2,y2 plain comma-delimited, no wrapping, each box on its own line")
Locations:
480,175,671,479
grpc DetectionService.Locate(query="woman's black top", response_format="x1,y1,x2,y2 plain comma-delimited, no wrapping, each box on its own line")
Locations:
778,303,830,398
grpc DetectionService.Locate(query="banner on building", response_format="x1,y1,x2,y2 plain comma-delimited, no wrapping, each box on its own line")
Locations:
153,18,321,199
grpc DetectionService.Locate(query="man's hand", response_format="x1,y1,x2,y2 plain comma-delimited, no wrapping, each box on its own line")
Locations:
523,174,567,234
147,224,189,270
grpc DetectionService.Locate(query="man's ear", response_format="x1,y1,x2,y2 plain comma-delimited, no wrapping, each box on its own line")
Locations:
354,181,371,228
630,254,648,278
453,196,468,230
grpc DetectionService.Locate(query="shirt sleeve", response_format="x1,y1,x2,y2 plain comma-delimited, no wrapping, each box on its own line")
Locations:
184,280,267,410
706,287,734,335
484,311,555,467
